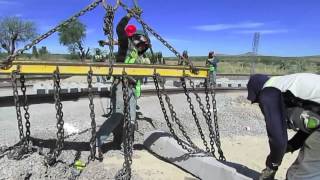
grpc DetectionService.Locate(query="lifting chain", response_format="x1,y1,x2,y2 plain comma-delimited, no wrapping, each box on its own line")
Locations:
119,2,198,73
203,79,219,159
87,69,97,161
187,77,218,158
153,75,193,153
11,71,25,142
208,79,225,161
20,75,31,145
115,76,134,180
7,71,34,160
153,74,201,153
181,78,211,154
0,0,104,70
103,5,115,62
132,0,156,64
46,69,65,165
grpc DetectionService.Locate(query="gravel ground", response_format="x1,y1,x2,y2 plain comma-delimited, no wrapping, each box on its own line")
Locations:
0,90,266,180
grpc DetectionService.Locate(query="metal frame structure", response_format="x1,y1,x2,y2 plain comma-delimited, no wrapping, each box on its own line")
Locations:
0,61,209,78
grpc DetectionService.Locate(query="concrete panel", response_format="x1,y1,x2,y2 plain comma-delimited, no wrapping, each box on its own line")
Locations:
144,130,252,180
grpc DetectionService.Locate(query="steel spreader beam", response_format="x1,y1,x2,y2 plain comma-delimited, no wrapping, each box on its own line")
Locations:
0,61,208,78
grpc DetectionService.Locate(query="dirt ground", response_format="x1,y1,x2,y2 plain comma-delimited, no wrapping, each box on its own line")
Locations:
95,135,299,180
0,91,300,180
222,135,298,180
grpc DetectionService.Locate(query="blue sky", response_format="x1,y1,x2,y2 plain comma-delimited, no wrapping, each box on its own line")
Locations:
0,0,319,56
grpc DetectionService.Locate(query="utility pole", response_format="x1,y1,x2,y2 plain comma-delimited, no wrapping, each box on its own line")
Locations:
251,32,260,74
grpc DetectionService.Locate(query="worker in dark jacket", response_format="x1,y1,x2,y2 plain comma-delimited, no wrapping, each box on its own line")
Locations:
96,10,151,160
247,73,320,180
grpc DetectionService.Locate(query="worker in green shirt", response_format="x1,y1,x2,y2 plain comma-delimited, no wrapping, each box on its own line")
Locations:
96,9,151,160
206,51,219,85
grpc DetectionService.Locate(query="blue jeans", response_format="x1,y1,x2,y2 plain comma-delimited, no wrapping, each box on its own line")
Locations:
209,71,217,85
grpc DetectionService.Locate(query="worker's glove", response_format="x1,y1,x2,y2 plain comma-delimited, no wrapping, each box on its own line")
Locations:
259,167,276,180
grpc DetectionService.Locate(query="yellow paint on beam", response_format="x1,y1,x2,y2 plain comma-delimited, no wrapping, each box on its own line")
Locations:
0,61,209,78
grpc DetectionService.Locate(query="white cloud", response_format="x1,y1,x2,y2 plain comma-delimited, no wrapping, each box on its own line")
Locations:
235,29,288,34
0,0,21,5
193,22,264,31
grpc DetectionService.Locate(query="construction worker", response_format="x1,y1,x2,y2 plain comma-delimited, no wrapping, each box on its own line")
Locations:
93,48,107,83
206,51,219,84
96,9,151,160
247,73,320,180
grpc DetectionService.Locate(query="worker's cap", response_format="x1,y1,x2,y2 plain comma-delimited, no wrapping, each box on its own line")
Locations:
247,74,269,104
125,24,137,37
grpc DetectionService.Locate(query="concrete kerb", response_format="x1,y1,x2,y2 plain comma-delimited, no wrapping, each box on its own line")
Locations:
143,130,252,180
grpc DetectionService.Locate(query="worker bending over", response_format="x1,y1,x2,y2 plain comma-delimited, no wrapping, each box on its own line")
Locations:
247,73,320,180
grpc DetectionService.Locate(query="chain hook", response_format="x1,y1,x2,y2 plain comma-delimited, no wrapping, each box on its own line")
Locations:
102,0,121,11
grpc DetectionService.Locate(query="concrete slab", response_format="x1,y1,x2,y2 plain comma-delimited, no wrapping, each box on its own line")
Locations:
143,130,252,180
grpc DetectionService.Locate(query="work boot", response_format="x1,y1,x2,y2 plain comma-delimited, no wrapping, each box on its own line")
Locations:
112,132,123,150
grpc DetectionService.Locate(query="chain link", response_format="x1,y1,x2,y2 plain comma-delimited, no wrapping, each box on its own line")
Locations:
119,2,198,73
20,75,31,145
87,69,97,161
203,79,218,158
103,5,115,62
153,75,193,153
9,71,34,160
0,0,103,70
153,74,202,153
47,69,65,165
132,2,156,64
11,71,25,141
186,77,219,158
115,76,134,180
181,78,211,153
208,79,225,161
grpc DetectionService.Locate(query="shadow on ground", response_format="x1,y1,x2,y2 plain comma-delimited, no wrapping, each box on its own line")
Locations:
143,131,261,180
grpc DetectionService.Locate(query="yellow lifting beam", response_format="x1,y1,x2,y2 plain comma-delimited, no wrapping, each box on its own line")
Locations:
0,61,209,78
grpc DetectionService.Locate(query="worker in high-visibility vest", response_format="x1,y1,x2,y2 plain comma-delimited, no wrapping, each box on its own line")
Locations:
96,9,151,161
247,73,320,180
206,51,219,85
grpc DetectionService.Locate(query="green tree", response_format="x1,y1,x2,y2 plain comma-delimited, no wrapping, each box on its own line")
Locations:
58,20,89,61
0,16,37,55
278,60,290,71
32,46,39,58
